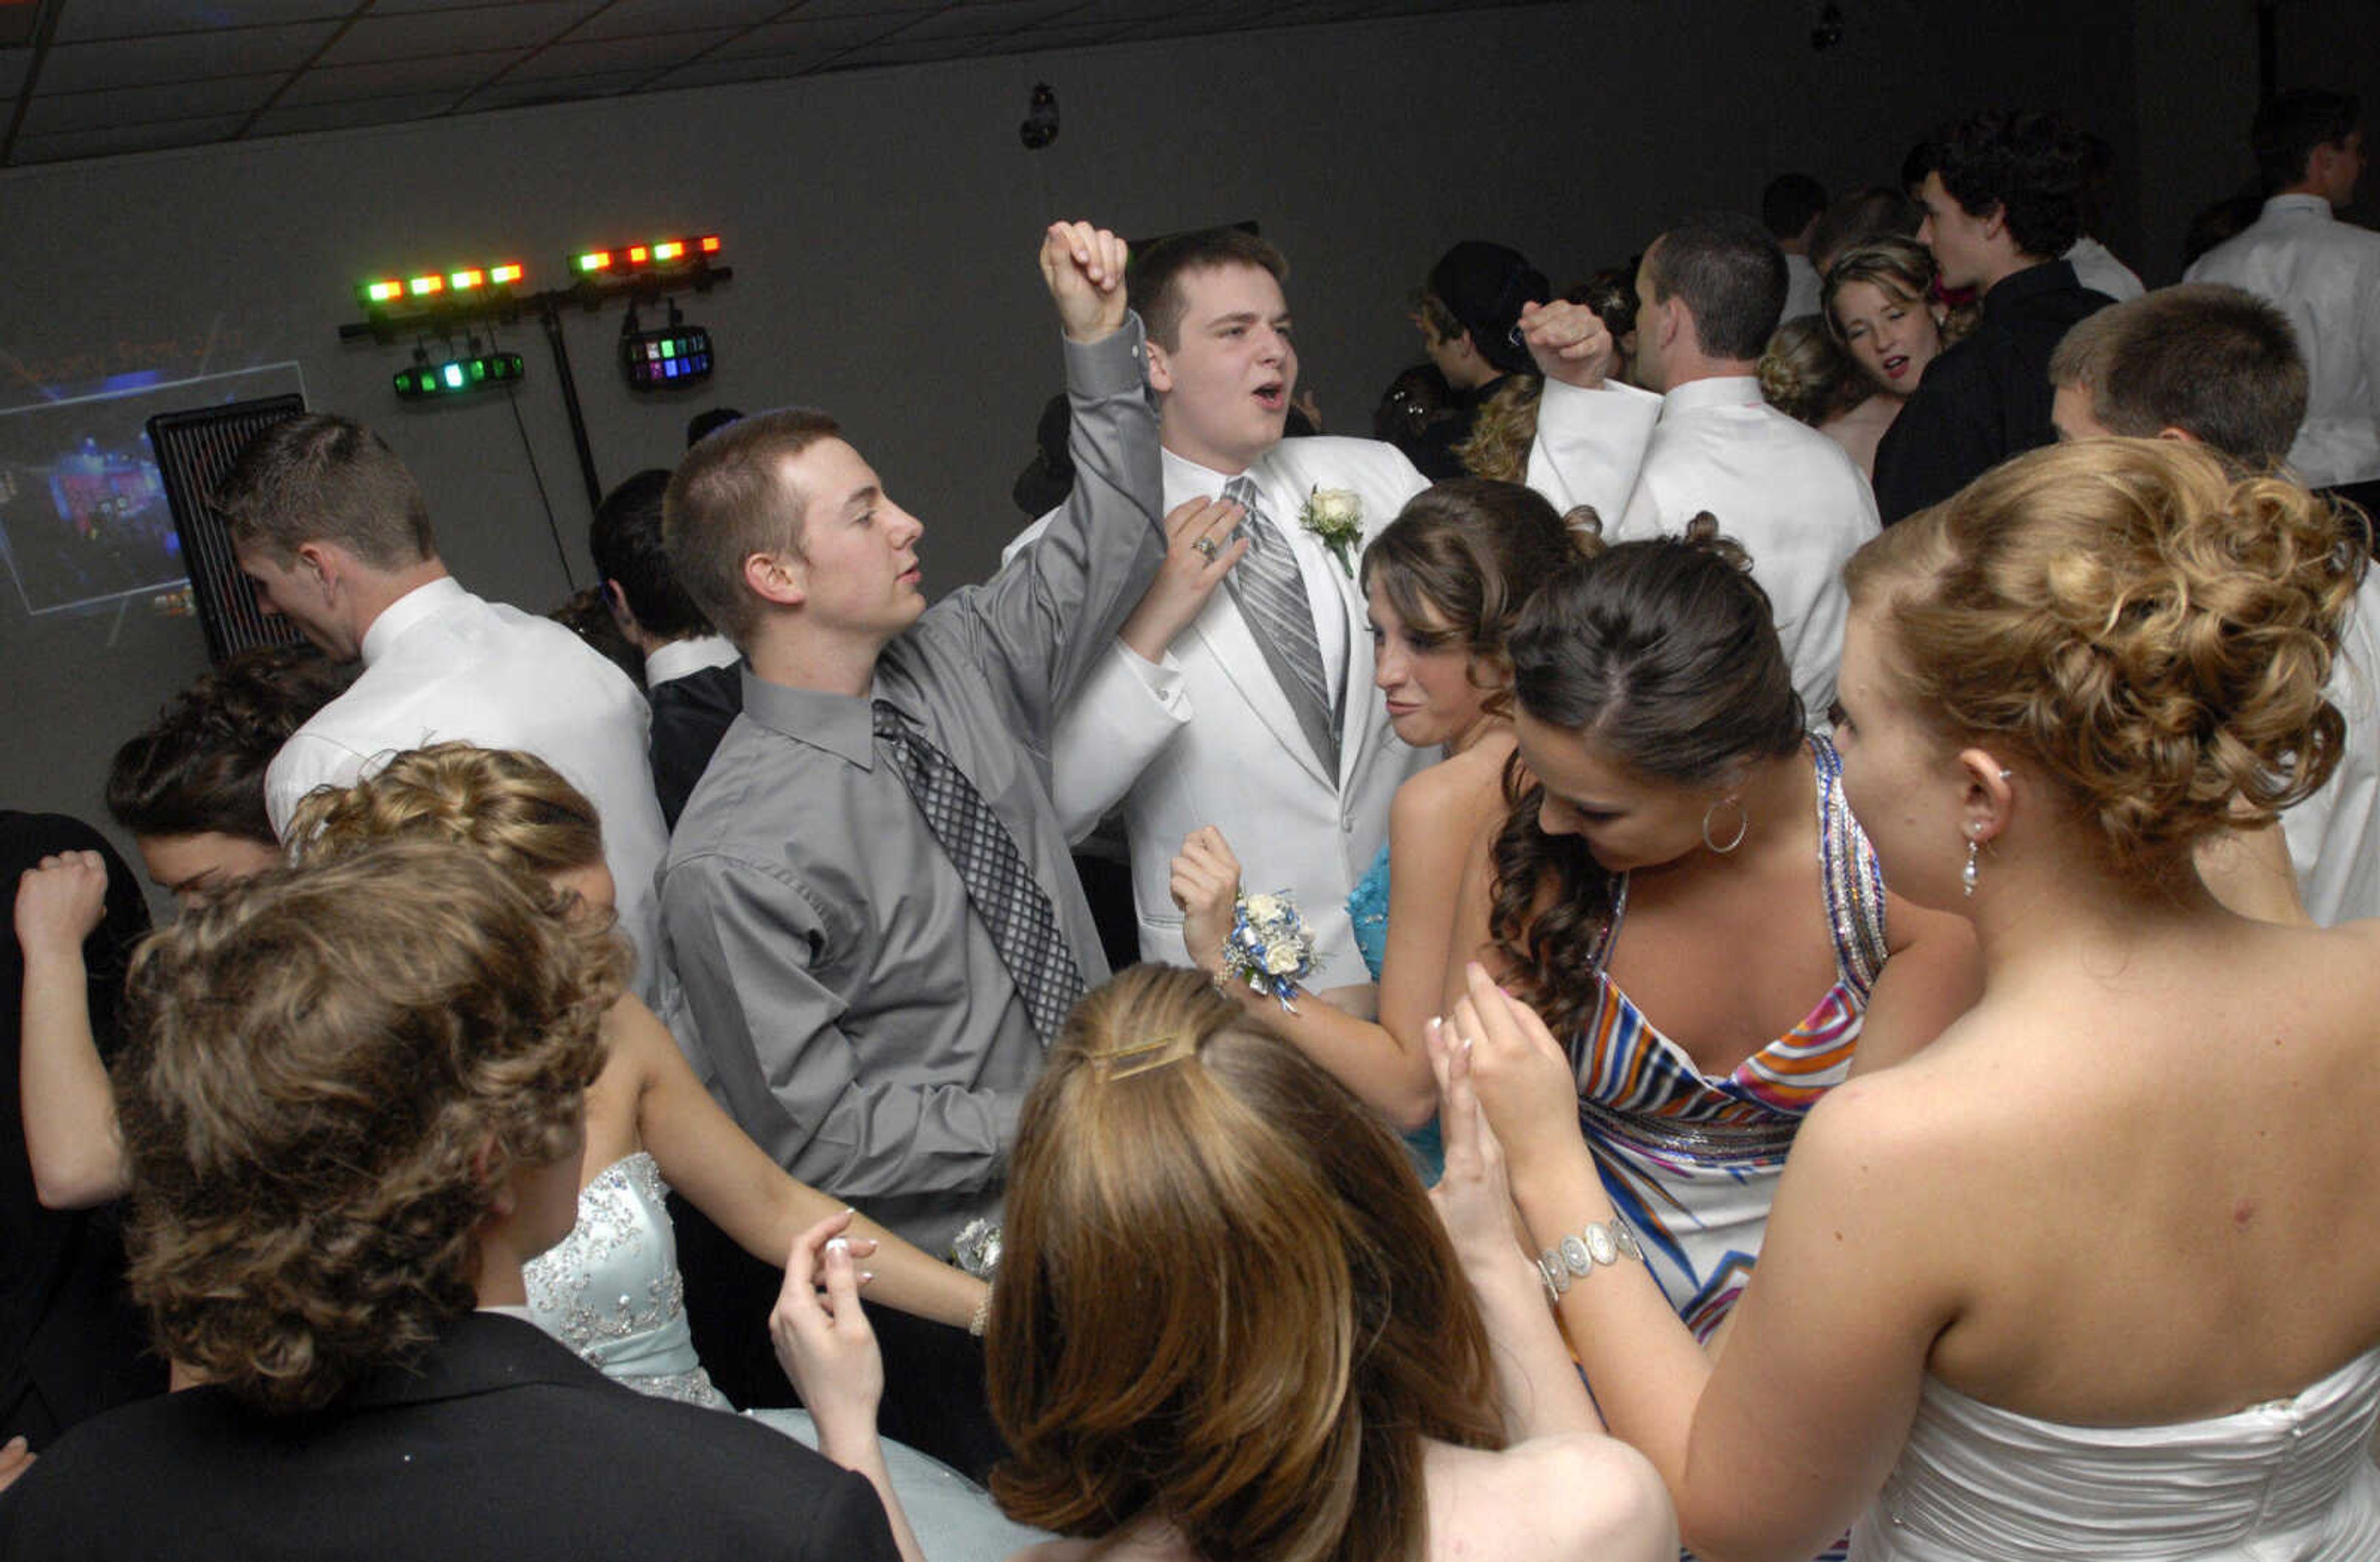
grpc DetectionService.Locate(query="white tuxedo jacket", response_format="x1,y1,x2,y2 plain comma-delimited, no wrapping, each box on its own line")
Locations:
1013,438,1432,987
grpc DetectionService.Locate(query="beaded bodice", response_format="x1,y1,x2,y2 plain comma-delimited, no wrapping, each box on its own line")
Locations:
522,1151,729,1410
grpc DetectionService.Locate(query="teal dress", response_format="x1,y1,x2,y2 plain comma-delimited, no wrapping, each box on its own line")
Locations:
1348,843,1445,1182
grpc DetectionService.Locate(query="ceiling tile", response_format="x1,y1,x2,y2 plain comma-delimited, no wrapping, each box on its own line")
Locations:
710,13,913,56
637,52,821,89
775,0,938,20
53,0,355,43
0,48,29,95
457,66,646,108
881,0,1091,43
20,72,284,133
565,0,793,39
278,50,524,103
38,24,343,92
14,112,250,163
505,28,738,79
245,87,461,134
316,3,601,65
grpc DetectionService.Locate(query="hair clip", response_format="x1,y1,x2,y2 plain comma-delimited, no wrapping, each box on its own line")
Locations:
1088,1030,1196,1082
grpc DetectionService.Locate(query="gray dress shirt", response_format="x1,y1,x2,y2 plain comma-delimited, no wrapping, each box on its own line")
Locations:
659,322,1161,1253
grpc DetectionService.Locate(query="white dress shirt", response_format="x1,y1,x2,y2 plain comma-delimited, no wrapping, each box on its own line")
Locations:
266,576,671,998
1530,374,1879,718
643,633,739,687
2187,194,2380,487
2063,237,2146,302
2285,573,2380,925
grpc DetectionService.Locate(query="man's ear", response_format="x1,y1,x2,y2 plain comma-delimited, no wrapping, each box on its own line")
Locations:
1978,200,2011,243
2156,426,2202,448
601,579,641,637
1145,338,1175,395
743,550,806,610
291,541,342,602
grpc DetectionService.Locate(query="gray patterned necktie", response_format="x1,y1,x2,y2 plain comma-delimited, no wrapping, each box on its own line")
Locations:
1221,475,1339,771
873,701,1085,1044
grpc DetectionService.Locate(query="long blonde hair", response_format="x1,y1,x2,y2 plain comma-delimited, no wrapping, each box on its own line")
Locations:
988,966,1503,1562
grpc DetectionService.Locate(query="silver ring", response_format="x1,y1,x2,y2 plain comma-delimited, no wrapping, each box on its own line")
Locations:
1192,536,1219,560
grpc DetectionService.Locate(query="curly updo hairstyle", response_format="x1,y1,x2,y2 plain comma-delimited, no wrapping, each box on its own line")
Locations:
1844,438,2361,879
988,965,1503,1562
288,742,607,890
1492,519,1804,1038
105,645,355,845
116,841,624,1414
1361,479,1589,720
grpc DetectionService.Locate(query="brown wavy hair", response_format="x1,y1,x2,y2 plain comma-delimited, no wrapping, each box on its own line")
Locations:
1844,438,2361,879
116,841,624,1414
105,645,355,845
987,966,1503,1562
1490,520,1800,1039
1452,373,1541,482
1362,479,1587,723
288,743,607,888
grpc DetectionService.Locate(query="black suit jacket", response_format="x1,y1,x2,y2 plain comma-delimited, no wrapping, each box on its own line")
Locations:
0,1312,902,1561
650,663,743,831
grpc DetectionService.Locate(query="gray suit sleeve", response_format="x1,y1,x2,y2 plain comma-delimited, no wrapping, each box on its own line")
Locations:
941,318,1166,750
660,853,1020,1198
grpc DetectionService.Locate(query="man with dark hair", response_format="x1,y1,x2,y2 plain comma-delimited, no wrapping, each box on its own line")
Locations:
1872,110,2113,522
2047,282,2378,926
589,467,741,827
1406,239,1551,477
1007,224,1433,988
2187,89,2378,511
215,413,670,997
1762,172,1831,320
1523,211,1877,714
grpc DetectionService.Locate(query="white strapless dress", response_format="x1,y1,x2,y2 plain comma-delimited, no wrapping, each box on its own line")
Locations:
524,1152,1046,1560
1852,1349,2380,1561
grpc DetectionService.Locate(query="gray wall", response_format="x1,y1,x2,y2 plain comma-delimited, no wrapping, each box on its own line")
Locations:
1,0,2142,887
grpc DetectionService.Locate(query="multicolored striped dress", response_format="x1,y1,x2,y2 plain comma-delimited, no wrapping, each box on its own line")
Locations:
1570,733,1888,1341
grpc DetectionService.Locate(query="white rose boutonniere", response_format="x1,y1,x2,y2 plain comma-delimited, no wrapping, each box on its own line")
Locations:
1298,487,1363,578
1217,888,1318,1013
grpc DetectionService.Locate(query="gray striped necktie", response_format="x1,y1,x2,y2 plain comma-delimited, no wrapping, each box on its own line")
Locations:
1221,475,1338,771
873,700,1085,1044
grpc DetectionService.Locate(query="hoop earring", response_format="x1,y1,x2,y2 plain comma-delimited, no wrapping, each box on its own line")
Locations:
1962,832,1981,897
1701,796,1748,855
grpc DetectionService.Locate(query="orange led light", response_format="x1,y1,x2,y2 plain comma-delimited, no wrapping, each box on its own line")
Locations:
408,275,444,296
366,279,403,303
698,235,721,254
449,268,485,289
654,240,685,262
491,263,524,285
628,245,650,263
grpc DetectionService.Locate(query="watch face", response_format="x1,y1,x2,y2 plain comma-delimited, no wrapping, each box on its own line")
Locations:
1585,1222,1618,1266
1561,1233,1595,1276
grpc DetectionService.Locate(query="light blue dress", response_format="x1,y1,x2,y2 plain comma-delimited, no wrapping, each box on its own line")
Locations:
1348,842,1444,1182
524,1152,1046,1560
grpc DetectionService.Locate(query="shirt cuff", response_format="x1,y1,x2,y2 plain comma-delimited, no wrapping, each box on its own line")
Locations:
1061,312,1149,398
1115,640,1189,713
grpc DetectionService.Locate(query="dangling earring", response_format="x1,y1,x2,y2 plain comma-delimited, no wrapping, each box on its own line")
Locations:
1962,827,1981,897
1701,795,1748,855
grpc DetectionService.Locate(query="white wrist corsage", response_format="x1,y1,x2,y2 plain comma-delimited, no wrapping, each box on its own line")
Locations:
1298,487,1362,578
1219,889,1318,1013
950,1217,1002,1279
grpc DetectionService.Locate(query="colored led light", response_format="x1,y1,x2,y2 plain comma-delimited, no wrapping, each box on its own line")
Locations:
409,275,445,296
491,263,524,285
449,268,485,289
699,235,721,254
627,245,650,264
578,251,612,273
654,240,685,262
365,279,403,303
441,363,464,388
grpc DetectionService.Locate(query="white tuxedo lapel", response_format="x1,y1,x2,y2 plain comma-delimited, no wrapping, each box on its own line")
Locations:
1190,586,1337,793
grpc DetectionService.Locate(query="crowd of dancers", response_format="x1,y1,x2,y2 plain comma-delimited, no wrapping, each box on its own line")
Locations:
4,93,2379,1562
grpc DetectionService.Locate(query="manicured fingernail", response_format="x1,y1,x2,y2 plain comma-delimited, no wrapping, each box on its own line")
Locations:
858,1270,876,1284
826,1237,850,1256
1426,1015,1442,1033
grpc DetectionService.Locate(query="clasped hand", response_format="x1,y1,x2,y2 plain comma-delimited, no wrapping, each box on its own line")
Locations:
1040,220,1129,344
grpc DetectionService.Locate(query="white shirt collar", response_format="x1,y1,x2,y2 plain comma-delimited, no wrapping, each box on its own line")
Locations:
476,1303,537,1323
645,633,739,686
2263,193,2333,220
359,575,466,667
1659,374,1765,416
1160,444,1261,499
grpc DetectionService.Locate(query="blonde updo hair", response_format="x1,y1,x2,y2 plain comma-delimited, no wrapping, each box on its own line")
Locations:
988,966,1502,1562
1844,438,2362,878
289,743,606,890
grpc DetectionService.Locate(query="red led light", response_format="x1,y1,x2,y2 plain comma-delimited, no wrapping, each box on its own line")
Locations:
699,235,721,254
628,245,650,263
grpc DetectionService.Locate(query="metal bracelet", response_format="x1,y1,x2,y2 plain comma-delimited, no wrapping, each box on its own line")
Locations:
1537,1218,1644,1304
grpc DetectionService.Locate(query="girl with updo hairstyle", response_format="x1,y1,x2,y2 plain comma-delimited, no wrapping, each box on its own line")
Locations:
1814,236,1963,477
1447,439,2380,1560
986,963,1675,1562
1170,480,1584,1172
1442,517,1974,1348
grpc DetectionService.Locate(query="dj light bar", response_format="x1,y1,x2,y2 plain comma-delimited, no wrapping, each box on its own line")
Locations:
394,353,526,400
575,234,723,278
357,261,527,312
621,325,714,390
